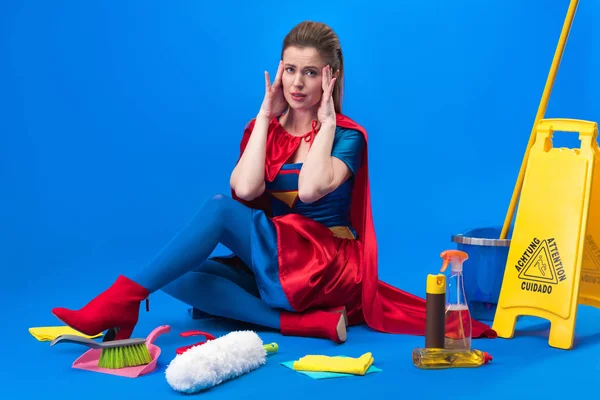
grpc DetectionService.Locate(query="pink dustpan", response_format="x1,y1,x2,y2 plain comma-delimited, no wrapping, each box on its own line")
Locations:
71,325,171,378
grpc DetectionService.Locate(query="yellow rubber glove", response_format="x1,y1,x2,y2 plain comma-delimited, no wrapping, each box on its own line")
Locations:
293,352,374,376
29,326,103,341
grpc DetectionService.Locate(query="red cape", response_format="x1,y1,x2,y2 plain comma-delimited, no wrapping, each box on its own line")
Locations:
233,113,496,339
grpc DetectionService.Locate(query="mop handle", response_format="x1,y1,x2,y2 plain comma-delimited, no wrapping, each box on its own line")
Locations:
500,0,580,240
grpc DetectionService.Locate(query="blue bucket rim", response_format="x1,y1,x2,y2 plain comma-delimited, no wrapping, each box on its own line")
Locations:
451,234,511,247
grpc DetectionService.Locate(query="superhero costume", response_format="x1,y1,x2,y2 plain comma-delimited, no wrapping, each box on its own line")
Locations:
220,113,496,338
51,113,496,342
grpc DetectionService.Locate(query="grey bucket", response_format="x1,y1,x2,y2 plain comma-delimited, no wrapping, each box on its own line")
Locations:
451,227,512,322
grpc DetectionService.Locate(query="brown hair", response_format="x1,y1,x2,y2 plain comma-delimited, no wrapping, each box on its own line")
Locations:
281,21,344,114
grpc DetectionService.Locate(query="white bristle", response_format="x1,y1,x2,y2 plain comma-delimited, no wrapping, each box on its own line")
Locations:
165,330,268,393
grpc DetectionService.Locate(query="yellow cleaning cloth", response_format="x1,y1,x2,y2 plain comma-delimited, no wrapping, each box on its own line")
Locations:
293,352,374,376
29,326,103,341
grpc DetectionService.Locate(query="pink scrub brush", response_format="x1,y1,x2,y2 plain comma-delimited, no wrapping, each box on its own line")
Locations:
52,325,170,378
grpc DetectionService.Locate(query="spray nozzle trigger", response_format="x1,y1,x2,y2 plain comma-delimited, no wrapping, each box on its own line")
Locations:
440,250,469,273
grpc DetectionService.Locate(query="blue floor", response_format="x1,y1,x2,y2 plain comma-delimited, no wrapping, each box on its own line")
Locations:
6,265,600,399
4,0,600,398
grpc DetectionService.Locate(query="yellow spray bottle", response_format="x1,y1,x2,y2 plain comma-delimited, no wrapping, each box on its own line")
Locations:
412,250,493,369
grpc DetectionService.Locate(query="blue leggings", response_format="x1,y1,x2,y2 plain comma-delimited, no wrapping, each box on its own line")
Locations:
130,194,280,329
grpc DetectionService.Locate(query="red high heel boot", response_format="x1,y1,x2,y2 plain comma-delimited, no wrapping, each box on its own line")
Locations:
280,307,347,343
51,275,149,340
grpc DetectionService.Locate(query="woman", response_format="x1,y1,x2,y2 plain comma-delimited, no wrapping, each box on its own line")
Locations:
51,21,496,344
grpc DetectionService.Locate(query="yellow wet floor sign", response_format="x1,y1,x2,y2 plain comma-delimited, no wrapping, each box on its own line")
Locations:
493,118,600,350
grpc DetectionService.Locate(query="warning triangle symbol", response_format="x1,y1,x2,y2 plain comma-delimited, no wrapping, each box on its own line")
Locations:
583,248,600,272
518,240,559,284
583,236,600,274
583,248,600,274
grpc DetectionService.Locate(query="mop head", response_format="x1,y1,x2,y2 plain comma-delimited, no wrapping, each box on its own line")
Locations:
165,330,268,393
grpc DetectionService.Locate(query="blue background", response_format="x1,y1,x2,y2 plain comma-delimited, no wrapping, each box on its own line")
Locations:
2,0,599,398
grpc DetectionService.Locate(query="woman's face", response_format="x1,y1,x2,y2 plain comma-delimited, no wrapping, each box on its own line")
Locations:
281,46,326,112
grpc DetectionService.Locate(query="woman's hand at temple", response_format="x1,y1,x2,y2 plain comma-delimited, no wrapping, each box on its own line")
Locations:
317,64,337,127
259,60,288,120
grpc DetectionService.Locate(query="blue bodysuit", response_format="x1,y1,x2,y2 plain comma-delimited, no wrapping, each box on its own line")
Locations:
132,125,365,329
